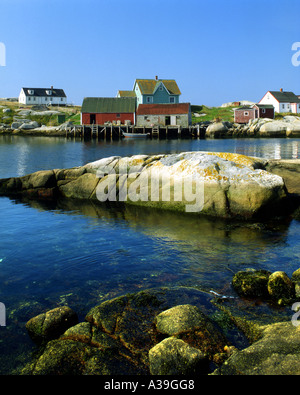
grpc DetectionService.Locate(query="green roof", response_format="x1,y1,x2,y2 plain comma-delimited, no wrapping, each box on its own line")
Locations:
117,90,136,98
135,79,181,95
82,97,136,113
270,91,300,103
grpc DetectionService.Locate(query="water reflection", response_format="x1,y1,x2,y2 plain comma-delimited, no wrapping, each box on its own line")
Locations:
16,143,30,176
14,196,295,288
0,136,300,179
292,141,299,159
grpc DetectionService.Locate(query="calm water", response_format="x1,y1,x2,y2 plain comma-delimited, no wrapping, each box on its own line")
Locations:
0,135,300,374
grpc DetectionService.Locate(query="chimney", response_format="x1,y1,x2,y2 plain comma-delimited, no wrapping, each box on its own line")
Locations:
280,88,283,92
155,76,158,81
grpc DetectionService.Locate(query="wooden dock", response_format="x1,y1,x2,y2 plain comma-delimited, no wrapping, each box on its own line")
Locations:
65,124,207,139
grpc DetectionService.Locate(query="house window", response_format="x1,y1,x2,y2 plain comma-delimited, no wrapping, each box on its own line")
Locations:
282,104,285,109
116,113,120,118
244,112,249,116
61,98,63,101
159,85,163,91
146,96,153,103
262,109,266,113
170,97,175,103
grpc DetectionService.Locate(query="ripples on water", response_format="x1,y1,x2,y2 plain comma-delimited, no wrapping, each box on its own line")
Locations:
0,136,300,373
0,135,299,178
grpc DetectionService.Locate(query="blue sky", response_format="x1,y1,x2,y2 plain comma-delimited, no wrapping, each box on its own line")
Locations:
0,0,299,106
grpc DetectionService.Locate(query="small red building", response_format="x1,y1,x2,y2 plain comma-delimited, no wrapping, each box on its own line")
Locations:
81,97,136,125
234,104,274,124
136,103,191,127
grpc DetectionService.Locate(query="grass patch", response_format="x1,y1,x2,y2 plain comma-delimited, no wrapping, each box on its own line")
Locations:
274,112,300,120
191,105,235,124
0,101,81,127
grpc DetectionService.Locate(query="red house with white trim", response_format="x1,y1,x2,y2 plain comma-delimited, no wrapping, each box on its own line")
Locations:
234,104,275,123
81,97,136,125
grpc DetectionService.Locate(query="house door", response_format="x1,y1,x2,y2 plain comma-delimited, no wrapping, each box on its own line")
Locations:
165,116,171,126
171,115,177,125
90,114,96,124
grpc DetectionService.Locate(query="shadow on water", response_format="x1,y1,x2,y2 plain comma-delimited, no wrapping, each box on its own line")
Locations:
0,196,299,374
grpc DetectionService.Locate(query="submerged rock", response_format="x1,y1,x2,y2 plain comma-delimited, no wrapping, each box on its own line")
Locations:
26,306,78,345
22,287,229,375
155,304,209,335
23,286,300,376
267,271,295,305
232,269,271,298
232,269,296,305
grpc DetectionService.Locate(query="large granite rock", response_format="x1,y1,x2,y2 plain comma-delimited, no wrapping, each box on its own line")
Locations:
205,122,228,137
259,120,289,137
83,152,287,219
265,159,300,196
0,152,288,219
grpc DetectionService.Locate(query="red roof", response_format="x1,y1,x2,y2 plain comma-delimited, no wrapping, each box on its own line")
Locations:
137,103,190,115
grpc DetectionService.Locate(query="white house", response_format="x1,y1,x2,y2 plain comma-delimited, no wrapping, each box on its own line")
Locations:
19,87,67,106
259,89,300,114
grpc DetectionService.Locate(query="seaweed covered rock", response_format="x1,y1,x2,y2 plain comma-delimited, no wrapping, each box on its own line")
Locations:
232,269,271,298
25,306,78,345
150,304,229,375
232,269,297,305
155,304,208,335
214,322,300,375
267,271,295,305
292,269,300,298
149,337,208,375
22,288,229,375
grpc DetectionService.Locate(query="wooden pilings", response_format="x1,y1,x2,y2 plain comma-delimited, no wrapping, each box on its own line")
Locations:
65,124,207,139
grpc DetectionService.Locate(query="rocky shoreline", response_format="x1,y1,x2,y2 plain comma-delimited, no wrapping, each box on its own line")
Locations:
0,114,300,138
21,265,300,375
204,115,300,138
